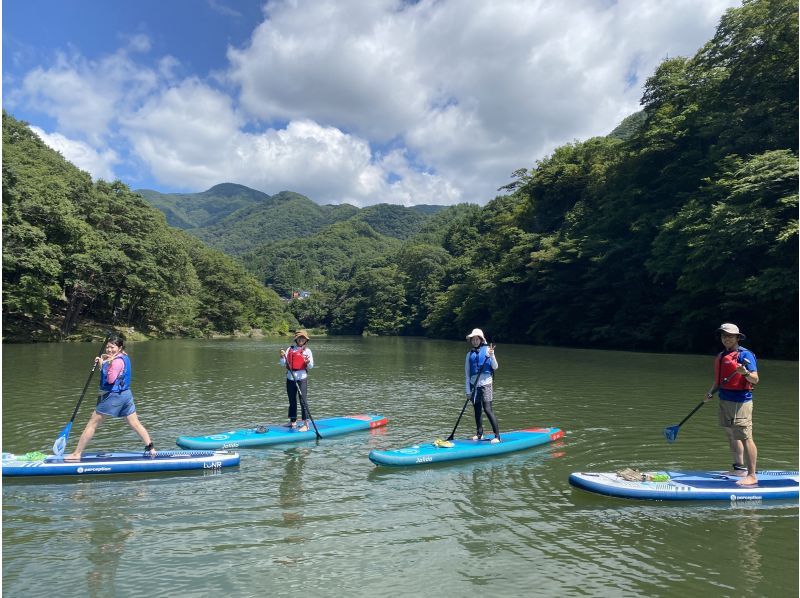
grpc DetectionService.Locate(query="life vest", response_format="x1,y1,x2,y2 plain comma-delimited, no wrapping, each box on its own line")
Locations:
468,345,494,376
715,348,753,391
286,346,307,371
100,354,131,393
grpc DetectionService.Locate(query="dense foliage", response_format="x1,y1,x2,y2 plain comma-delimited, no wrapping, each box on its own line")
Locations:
2,113,292,340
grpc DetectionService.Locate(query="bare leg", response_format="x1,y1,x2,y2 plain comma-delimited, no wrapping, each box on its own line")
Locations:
65,412,106,460
723,428,746,476
125,413,155,455
736,437,758,486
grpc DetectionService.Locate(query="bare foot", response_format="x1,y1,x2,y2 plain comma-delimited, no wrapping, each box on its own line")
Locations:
736,475,758,486
297,425,309,432
64,453,82,462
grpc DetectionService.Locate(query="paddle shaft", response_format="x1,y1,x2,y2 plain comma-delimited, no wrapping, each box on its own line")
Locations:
676,401,705,427
447,347,493,441
284,357,321,439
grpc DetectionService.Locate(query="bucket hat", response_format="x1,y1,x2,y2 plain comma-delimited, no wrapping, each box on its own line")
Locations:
717,323,745,339
466,328,487,343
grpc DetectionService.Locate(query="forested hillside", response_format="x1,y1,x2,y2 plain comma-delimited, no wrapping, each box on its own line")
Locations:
2,113,293,340
140,185,445,255
136,183,271,229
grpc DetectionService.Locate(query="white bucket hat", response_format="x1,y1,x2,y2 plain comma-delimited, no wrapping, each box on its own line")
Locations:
718,323,745,339
466,328,487,343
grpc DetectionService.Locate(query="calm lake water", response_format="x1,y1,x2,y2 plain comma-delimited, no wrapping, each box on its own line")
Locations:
2,337,798,597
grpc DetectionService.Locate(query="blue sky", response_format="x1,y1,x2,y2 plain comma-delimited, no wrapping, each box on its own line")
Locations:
3,0,741,206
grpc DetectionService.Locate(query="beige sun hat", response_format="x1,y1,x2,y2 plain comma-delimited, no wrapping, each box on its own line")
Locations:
717,323,745,339
294,329,310,341
466,328,487,343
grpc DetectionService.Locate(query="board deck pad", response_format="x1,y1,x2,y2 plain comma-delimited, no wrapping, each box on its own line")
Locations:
2,450,240,477
368,427,564,467
568,470,799,501
176,414,388,449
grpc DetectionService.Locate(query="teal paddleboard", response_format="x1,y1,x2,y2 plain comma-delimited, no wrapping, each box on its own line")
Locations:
369,427,564,467
176,414,388,449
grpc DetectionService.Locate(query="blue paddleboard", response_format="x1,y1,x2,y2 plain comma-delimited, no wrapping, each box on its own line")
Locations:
569,470,799,501
176,414,388,449
368,427,565,467
2,450,240,477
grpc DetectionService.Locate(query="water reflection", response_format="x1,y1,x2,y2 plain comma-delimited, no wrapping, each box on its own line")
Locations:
278,447,309,525
733,510,764,595
70,484,145,598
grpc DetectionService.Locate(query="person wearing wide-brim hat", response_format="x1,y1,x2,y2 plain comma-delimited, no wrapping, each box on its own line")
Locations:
279,330,314,431
465,328,501,443
703,323,759,486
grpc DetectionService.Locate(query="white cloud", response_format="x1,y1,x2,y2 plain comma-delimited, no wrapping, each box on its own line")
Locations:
227,0,740,202
121,79,456,205
10,0,741,206
30,126,119,181
17,49,158,145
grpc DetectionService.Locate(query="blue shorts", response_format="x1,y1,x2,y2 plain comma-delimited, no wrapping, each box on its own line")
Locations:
96,389,136,417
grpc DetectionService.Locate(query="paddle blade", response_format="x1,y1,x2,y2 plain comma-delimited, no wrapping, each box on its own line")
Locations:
52,422,72,456
663,425,679,444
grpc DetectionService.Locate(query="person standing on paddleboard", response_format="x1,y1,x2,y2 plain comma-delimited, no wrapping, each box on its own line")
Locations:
66,335,155,461
465,328,500,443
279,329,314,432
703,323,759,486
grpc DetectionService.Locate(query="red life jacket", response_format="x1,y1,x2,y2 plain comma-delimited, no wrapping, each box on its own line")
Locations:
715,350,752,391
286,347,307,371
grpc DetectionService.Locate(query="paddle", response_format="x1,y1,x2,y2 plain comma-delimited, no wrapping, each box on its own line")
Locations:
282,351,321,439
447,344,494,441
52,330,113,456
663,358,751,443
663,401,704,444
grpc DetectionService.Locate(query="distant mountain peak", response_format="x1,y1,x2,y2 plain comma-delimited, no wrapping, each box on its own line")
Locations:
201,183,271,201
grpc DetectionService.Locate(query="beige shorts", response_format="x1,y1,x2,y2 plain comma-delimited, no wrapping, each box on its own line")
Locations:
718,400,753,440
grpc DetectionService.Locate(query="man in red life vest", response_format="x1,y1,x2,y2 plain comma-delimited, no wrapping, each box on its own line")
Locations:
279,330,314,431
703,323,759,486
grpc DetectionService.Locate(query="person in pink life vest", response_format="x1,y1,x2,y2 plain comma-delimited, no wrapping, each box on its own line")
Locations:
279,330,314,432
703,323,759,486
65,335,155,461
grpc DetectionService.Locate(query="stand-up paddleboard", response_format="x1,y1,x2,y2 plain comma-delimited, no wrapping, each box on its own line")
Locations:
2,450,240,477
176,414,388,449
369,427,564,467
569,470,799,501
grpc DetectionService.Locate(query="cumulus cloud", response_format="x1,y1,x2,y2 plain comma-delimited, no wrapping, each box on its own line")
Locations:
228,0,740,201
121,79,456,205
30,126,119,181
17,49,158,145
9,0,740,206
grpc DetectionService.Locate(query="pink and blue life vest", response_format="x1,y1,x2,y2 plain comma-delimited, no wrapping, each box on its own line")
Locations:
100,354,131,393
